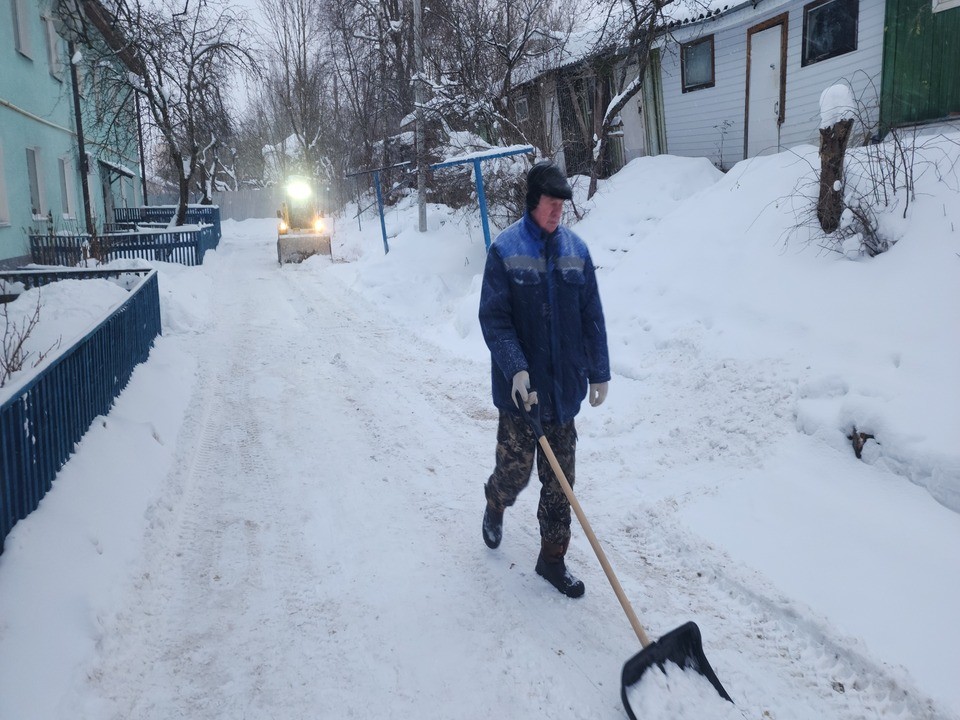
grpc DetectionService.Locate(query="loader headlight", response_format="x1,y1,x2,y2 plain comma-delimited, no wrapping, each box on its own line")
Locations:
286,179,312,201
279,220,288,233
313,217,325,233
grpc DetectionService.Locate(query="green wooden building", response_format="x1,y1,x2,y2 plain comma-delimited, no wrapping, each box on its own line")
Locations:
882,0,960,130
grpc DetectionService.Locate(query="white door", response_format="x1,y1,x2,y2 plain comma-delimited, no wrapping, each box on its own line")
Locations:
745,22,785,157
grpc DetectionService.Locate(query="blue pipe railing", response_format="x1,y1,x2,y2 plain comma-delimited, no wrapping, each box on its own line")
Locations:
0,268,161,552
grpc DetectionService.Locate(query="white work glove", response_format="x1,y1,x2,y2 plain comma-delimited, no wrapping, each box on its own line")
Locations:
511,370,539,411
588,382,608,407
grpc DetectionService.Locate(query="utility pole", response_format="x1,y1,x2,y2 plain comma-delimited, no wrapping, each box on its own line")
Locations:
134,92,149,205
68,42,94,235
413,0,427,232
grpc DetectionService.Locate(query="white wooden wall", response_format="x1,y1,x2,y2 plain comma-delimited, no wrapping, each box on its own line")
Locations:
652,0,885,169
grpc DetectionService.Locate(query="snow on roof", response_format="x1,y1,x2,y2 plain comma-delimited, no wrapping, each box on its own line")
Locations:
512,0,752,86
661,0,790,29
98,158,136,178
661,0,739,25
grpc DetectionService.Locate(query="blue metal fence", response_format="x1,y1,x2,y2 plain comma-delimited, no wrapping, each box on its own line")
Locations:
30,224,218,267
113,205,222,242
0,268,161,553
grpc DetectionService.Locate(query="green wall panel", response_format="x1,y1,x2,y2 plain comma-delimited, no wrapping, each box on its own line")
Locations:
882,0,960,129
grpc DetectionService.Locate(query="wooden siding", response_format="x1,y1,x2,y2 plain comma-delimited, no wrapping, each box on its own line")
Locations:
656,0,885,168
779,1,885,147
659,20,750,168
882,0,960,129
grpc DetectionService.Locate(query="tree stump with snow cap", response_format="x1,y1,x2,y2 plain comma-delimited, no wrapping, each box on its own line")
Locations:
817,117,854,234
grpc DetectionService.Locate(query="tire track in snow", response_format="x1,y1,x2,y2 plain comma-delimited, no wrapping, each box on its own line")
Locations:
76,241,375,718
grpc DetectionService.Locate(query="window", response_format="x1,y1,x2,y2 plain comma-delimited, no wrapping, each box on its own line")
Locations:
933,0,960,11
118,176,130,208
802,0,858,66
58,156,76,219
681,35,715,92
11,0,32,58
44,16,63,80
515,96,530,122
0,144,10,226
25,147,46,218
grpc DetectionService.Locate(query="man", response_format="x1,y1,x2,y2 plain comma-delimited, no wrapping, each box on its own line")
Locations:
478,160,610,598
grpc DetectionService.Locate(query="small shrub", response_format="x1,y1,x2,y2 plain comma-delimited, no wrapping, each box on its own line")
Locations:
1,291,61,388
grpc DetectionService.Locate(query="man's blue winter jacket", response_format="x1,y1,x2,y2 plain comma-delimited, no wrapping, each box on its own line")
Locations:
479,212,610,424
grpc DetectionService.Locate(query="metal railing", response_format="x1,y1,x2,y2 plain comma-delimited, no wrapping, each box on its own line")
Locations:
113,205,222,242
0,268,161,552
29,224,218,267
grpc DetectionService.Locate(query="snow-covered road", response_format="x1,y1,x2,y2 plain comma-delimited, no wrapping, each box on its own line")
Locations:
41,228,948,720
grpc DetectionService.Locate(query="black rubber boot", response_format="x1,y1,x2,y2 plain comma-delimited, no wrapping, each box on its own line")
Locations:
482,505,503,549
536,541,585,598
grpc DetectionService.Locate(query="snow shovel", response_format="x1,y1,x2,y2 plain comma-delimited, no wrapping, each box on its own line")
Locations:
519,398,732,719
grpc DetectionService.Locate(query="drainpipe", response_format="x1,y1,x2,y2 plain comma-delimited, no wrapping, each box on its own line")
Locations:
68,41,94,235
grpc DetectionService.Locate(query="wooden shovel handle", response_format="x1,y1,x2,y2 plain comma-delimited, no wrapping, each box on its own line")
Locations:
536,435,652,648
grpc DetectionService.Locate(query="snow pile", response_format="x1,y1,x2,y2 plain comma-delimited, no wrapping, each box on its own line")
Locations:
624,663,741,720
820,83,857,128
0,279,130,398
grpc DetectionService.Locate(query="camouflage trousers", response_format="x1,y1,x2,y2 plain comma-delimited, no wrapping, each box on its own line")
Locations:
484,410,577,546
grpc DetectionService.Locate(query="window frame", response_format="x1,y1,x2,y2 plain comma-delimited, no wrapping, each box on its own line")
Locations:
43,15,63,80
680,34,716,93
11,0,33,59
801,0,859,67
58,156,77,219
515,96,530,122
25,147,46,219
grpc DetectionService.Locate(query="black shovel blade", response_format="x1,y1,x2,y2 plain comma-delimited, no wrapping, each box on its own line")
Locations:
620,621,732,720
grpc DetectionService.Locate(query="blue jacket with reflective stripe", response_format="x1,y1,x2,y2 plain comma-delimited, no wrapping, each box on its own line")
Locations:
479,212,610,424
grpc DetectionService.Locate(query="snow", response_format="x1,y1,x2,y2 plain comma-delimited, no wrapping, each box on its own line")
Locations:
820,83,857,128
624,662,742,720
0,279,132,398
1,132,959,720
435,143,533,166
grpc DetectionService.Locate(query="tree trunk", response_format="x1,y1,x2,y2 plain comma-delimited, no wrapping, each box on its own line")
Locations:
817,118,854,233
587,73,607,198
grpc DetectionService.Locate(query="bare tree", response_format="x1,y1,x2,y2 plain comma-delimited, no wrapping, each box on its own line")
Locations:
583,0,716,198
258,0,330,176
417,0,578,146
